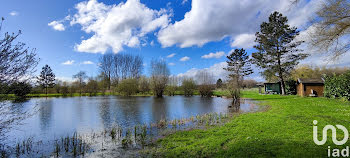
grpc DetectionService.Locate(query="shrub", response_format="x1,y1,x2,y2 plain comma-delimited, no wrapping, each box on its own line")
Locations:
198,85,214,97
0,83,10,94
324,71,350,100
285,79,297,95
138,77,150,94
61,86,69,96
86,79,99,96
182,78,196,96
166,86,177,96
116,79,138,96
10,82,32,97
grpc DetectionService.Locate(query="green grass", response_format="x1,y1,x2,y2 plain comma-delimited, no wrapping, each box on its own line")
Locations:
146,90,350,157
1,90,205,99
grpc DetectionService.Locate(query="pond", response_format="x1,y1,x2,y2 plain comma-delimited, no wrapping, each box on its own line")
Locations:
1,95,262,157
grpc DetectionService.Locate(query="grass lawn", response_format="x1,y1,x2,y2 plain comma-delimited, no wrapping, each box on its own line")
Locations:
146,90,350,157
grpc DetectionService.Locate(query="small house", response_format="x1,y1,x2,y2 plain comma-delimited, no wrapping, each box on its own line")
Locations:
264,82,281,94
296,78,324,97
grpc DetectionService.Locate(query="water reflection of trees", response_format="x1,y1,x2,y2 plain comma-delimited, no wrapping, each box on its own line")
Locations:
229,99,240,113
98,96,147,129
113,96,145,127
98,97,112,128
0,100,33,142
151,97,168,122
39,99,53,131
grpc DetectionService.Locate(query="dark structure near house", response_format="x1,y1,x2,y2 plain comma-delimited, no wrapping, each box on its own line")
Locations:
264,82,281,94
296,78,324,97
257,83,264,94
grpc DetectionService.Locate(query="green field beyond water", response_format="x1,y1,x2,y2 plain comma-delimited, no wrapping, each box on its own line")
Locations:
146,90,350,157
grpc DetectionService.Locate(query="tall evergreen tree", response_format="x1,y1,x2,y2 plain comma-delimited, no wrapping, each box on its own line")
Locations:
37,64,55,96
224,48,253,100
252,11,308,95
216,78,223,88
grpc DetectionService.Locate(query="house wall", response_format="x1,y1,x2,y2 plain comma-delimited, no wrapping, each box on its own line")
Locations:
304,85,324,97
297,83,304,96
297,83,324,97
265,83,281,94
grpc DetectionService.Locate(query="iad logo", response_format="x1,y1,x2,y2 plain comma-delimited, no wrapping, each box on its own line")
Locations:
313,120,349,145
313,120,350,157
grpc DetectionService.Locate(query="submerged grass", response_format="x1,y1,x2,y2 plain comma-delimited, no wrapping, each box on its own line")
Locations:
145,90,350,157
7,110,233,157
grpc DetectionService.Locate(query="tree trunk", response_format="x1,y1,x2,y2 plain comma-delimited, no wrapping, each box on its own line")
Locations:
279,75,286,95
277,50,286,95
278,68,286,95
46,87,48,97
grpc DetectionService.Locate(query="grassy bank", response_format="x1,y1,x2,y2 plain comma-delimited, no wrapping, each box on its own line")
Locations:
146,91,350,157
0,92,115,99
0,90,205,99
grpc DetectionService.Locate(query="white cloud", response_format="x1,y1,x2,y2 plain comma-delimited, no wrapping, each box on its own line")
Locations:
167,53,176,58
182,0,188,5
56,76,74,82
168,62,175,66
177,62,264,82
300,50,350,67
231,34,256,49
65,0,170,54
201,51,225,59
180,56,190,61
157,0,323,48
177,62,228,80
62,60,75,65
9,11,18,16
82,61,94,65
48,21,65,31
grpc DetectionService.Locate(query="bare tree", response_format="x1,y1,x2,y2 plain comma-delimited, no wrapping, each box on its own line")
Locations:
73,71,87,95
196,70,215,97
0,18,39,84
310,0,350,60
99,53,113,90
131,55,143,79
166,76,179,96
150,59,170,97
0,17,38,146
104,53,143,86
242,79,258,89
112,54,121,82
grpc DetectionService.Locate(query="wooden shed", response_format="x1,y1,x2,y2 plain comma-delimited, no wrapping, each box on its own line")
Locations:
296,78,324,97
264,82,281,94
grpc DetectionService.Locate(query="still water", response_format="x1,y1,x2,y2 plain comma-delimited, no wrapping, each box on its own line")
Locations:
3,96,259,145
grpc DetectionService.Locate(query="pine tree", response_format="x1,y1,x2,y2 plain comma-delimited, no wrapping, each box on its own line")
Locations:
37,65,55,96
252,11,308,95
224,48,253,100
216,78,223,88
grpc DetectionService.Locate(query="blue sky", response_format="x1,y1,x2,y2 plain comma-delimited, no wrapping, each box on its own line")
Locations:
2,0,343,82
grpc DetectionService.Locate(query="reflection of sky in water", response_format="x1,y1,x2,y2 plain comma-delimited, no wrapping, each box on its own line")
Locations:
2,96,258,145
